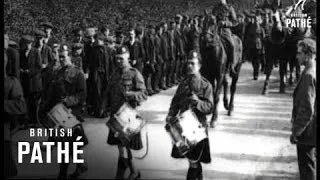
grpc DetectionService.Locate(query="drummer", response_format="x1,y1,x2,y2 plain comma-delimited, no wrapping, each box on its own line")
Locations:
165,50,213,180
102,45,148,179
40,46,88,179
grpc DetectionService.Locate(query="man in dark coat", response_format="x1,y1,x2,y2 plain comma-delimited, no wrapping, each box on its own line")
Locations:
163,21,176,87
5,34,20,79
166,50,213,180
88,33,111,117
159,22,170,90
174,14,187,82
4,49,27,180
290,38,316,180
20,34,42,126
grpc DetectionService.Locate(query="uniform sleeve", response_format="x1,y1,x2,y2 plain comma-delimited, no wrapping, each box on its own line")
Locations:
292,74,316,136
4,78,27,115
130,70,148,102
194,82,213,115
64,72,87,107
168,84,184,117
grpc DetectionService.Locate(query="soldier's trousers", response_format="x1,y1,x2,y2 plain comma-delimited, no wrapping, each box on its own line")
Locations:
142,63,154,93
160,62,168,89
88,71,107,114
166,59,175,86
27,92,41,125
220,31,235,70
151,62,162,91
247,47,263,78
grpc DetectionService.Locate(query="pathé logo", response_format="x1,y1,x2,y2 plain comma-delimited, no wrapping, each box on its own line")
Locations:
285,0,311,28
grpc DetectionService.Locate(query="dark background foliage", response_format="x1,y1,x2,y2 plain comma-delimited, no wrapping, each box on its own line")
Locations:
4,0,292,42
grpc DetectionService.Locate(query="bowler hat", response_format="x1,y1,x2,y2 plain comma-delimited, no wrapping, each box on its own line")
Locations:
34,29,46,38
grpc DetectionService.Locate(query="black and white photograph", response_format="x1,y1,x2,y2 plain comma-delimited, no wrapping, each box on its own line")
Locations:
4,0,317,179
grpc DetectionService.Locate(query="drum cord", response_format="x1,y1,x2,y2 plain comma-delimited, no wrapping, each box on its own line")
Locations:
134,125,149,159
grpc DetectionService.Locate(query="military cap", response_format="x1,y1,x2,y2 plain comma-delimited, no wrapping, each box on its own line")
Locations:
237,12,245,18
188,50,202,63
116,45,129,55
94,32,106,40
34,29,46,38
9,40,19,49
53,43,60,49
72,43,84,50
135,26,144,35
21,35,34,43
41,22,54,29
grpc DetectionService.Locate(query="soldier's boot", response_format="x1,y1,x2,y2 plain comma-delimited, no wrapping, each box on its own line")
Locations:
115,157,129,180
69,162,88,179
279,83,286,94
262,81,269,95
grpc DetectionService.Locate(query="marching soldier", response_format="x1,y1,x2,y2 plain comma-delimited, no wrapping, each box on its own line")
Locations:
39,49,88,179
166,50,213,180
244,9,265,80
103,46,148,180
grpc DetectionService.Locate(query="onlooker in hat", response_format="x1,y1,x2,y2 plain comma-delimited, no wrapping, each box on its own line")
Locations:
71,43,85,71
19,34,42,127
5,33,20,79
72,28,84,44
87,32,111,117
41,21,56,48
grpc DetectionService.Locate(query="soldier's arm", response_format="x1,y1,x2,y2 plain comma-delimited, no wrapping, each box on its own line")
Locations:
292,74,316,137
168,84,185,117
193,81,213,115
64,72,87,107
4,78,27,115
127,70,148,102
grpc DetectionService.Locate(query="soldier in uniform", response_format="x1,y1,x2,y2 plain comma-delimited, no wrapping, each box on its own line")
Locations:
174,14,187,82
244,9,265,80
159,22,170,90
212,0,239,74
142,25,156,95
19,34,42,127
40,49,88,179
4,48,27,180
103,46,147,179
166,50,213,180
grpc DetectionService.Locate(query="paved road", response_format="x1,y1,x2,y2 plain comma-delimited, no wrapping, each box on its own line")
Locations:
12,62,299,179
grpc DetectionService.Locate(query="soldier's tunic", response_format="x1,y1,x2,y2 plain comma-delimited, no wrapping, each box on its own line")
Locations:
212,2,238,70
168,74,213,163
4,75,27,178
104,66,147,150
244,22,265,78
